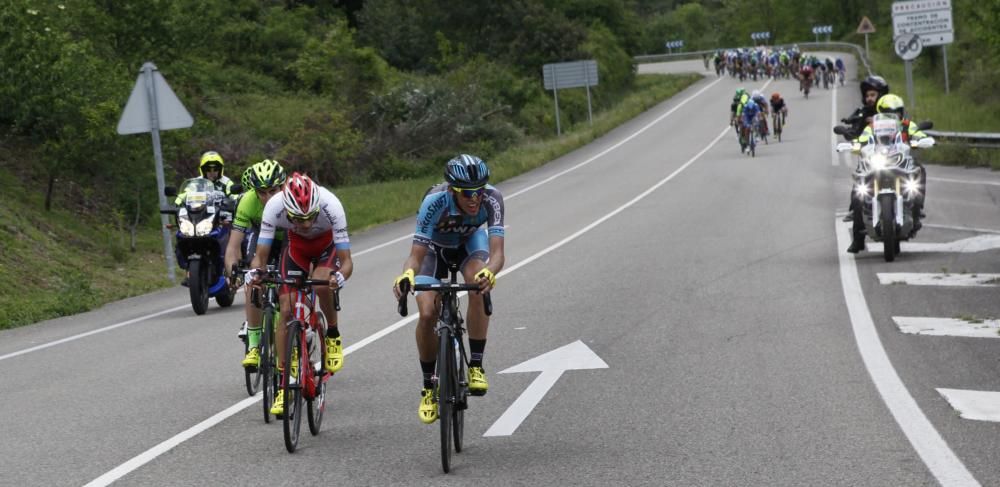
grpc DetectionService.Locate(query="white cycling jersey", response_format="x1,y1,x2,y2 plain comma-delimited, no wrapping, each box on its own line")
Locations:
258,186,350,249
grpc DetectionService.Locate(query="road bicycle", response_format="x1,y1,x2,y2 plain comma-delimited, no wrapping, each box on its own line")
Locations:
255,269,340,452
397,261,492,473
772,110,784,143
247,266,283,423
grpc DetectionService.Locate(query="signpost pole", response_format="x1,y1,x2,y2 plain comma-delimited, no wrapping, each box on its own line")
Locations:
143,63,176,284
904,60,916,113
552,66,561,136
865,33,869,57
942,45,950,94
584,65,593,126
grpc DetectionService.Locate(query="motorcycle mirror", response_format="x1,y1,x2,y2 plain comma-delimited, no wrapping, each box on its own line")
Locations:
164,186,177,197
916,120,933,131
832,125,849,136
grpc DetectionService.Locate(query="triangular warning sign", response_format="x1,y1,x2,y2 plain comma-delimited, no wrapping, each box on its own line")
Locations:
856,16,876,35
117,62,193,135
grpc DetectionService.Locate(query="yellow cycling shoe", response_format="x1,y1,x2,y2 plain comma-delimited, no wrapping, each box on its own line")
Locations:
241,347,260,368
469,367,488,396
419,388,438,424
325,336,343,373
270,389,285,416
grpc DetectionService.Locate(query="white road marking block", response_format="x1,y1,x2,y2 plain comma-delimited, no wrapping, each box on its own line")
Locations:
877,273,1000,287
937,389,1000,422
893,317,1000,338
858,234,1000,254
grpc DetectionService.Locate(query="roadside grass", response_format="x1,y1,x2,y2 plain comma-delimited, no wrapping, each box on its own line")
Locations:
0,72,701,328
0,176,170,329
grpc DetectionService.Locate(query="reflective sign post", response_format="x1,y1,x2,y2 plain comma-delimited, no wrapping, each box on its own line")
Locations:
117,62,194,284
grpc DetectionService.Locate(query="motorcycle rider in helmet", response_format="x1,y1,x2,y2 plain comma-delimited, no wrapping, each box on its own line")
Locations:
846,94,930,254
840,76,890,223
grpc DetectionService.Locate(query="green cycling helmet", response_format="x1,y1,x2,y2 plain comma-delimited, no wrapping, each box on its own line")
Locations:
241,159,287,192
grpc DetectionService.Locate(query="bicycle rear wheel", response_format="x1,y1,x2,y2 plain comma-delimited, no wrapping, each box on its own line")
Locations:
437,328,454,473
283,321,305,453
261,309,276,423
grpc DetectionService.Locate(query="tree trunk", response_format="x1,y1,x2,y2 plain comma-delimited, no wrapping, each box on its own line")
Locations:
45,174,55,211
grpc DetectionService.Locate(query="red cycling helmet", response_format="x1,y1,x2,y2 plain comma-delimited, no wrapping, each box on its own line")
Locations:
771,92,781,101
282,172,320,220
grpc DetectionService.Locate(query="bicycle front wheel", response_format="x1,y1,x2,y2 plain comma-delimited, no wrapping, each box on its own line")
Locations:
243,337,262,397
308,330,326,436
283,321,305,453
453,335,467,454
261,309,276,423
437,328,454,473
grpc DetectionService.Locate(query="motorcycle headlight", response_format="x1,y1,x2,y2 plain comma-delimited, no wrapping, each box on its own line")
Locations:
195,218,215,236
179,217,195,237
904,178,921,195
854,183,871,197
870,153,888,170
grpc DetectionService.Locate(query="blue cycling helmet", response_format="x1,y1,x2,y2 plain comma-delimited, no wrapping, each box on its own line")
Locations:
444,154,490,187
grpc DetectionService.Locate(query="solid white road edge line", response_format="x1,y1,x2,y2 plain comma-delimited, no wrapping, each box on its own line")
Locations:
832,83,840,166
7,77,725,362
84,124,733,487
836,220,979,486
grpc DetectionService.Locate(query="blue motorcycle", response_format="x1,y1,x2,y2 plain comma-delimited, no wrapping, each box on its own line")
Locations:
163,178,236,315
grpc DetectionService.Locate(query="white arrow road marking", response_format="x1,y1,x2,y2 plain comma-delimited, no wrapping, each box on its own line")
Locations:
484,340,608,437
893,317,1000,338
937,389,1000,422
877,273,1000,287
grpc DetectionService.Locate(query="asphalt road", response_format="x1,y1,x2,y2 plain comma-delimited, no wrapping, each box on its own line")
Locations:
2,54,999,487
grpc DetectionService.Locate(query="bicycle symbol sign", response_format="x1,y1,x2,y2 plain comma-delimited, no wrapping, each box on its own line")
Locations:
894,34,922,61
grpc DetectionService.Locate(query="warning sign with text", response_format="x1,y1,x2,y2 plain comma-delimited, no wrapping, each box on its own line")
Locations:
892,0,953,46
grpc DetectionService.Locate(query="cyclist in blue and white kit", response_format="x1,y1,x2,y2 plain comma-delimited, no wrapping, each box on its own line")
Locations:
393,154,506,424
740,98,762,152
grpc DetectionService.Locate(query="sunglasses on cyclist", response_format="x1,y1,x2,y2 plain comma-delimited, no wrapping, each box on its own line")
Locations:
451,186,485,198
256,186,280,197
287,210,318,223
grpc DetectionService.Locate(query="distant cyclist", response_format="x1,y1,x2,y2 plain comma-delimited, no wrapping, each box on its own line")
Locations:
393,155,506,424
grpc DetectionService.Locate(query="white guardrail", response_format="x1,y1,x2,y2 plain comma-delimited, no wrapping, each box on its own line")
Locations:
633,42,999,148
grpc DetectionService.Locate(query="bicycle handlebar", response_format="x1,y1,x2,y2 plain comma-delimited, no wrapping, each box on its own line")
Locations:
396,281,493,317
249,269,342,311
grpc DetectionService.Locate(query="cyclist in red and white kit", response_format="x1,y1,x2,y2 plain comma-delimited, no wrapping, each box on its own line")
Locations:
249,172,353,416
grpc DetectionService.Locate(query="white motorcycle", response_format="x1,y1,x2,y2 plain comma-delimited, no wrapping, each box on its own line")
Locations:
835,114,935,262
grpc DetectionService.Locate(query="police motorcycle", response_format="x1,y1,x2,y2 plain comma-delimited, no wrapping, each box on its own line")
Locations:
162,178,239,314
835,115,935,262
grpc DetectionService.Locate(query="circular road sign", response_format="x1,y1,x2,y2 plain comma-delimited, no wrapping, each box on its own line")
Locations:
894,34,922,61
